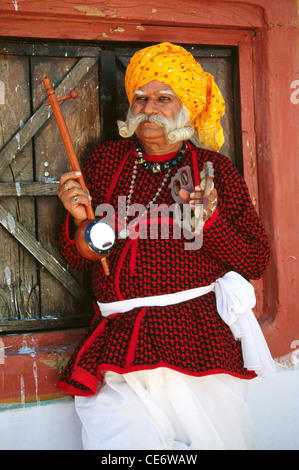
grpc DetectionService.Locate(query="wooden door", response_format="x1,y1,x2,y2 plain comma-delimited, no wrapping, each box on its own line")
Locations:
0,40,241,333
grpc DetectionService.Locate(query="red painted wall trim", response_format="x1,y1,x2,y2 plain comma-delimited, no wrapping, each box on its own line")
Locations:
0,0,298,404
251,20,299,356
0,21,254,44
0,0,266,30
0,329,86,404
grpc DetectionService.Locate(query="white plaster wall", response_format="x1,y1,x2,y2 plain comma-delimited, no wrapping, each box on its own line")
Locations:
0,367,298,450
0,398,83,450
248,367,299,450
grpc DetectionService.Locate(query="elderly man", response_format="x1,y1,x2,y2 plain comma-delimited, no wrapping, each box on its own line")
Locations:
57,43,275,450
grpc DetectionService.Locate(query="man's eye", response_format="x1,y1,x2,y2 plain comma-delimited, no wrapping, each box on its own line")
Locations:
158,96,171,102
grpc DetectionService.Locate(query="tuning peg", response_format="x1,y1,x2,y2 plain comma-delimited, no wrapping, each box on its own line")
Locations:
45,89,78,106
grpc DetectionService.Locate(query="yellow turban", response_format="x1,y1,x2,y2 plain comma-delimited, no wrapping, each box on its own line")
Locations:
125,42,225,152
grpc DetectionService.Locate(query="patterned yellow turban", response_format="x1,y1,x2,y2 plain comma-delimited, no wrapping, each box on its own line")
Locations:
125,42,225,152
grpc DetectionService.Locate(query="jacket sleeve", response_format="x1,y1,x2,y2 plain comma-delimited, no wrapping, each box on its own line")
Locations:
59,212,92,272
202,153,270,280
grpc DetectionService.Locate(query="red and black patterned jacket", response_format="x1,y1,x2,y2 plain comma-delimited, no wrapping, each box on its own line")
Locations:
57,138,270,396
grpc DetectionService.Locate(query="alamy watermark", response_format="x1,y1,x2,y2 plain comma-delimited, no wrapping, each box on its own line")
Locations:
95,196,204,251
290,80,299,104
290,340,299,365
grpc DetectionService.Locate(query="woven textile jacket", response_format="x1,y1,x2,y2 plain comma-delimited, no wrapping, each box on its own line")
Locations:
56,138,270,397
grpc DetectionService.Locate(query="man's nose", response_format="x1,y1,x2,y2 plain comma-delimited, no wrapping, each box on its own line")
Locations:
143,98,158,115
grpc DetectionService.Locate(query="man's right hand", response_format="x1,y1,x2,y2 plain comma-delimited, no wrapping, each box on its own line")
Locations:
58,171,92,227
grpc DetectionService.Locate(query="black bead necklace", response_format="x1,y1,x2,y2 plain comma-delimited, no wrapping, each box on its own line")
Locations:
135,142,187,174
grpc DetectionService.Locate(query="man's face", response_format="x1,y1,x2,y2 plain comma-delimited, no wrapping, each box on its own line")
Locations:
131,80,183,143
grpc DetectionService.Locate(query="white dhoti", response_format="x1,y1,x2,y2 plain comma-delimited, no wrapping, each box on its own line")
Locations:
75,368,255,450
74,272,276,450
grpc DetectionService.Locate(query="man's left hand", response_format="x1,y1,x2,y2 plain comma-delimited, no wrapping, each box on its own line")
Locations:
179,186,218,222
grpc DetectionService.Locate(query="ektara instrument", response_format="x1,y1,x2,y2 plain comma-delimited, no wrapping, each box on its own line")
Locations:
42,78,115,275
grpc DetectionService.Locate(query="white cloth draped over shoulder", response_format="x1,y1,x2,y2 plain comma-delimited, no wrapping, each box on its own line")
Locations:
98,271,276,378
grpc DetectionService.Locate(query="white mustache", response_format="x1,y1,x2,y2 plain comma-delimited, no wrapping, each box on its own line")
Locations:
130,113,172,127
117,106,193,144
118,109,172,137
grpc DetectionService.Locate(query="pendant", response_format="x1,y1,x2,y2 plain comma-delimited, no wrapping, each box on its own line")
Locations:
152,163,161,173
119,228,130,239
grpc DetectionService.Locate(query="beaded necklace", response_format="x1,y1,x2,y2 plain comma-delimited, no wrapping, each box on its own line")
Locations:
119,142,186,239
136,142,186,173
